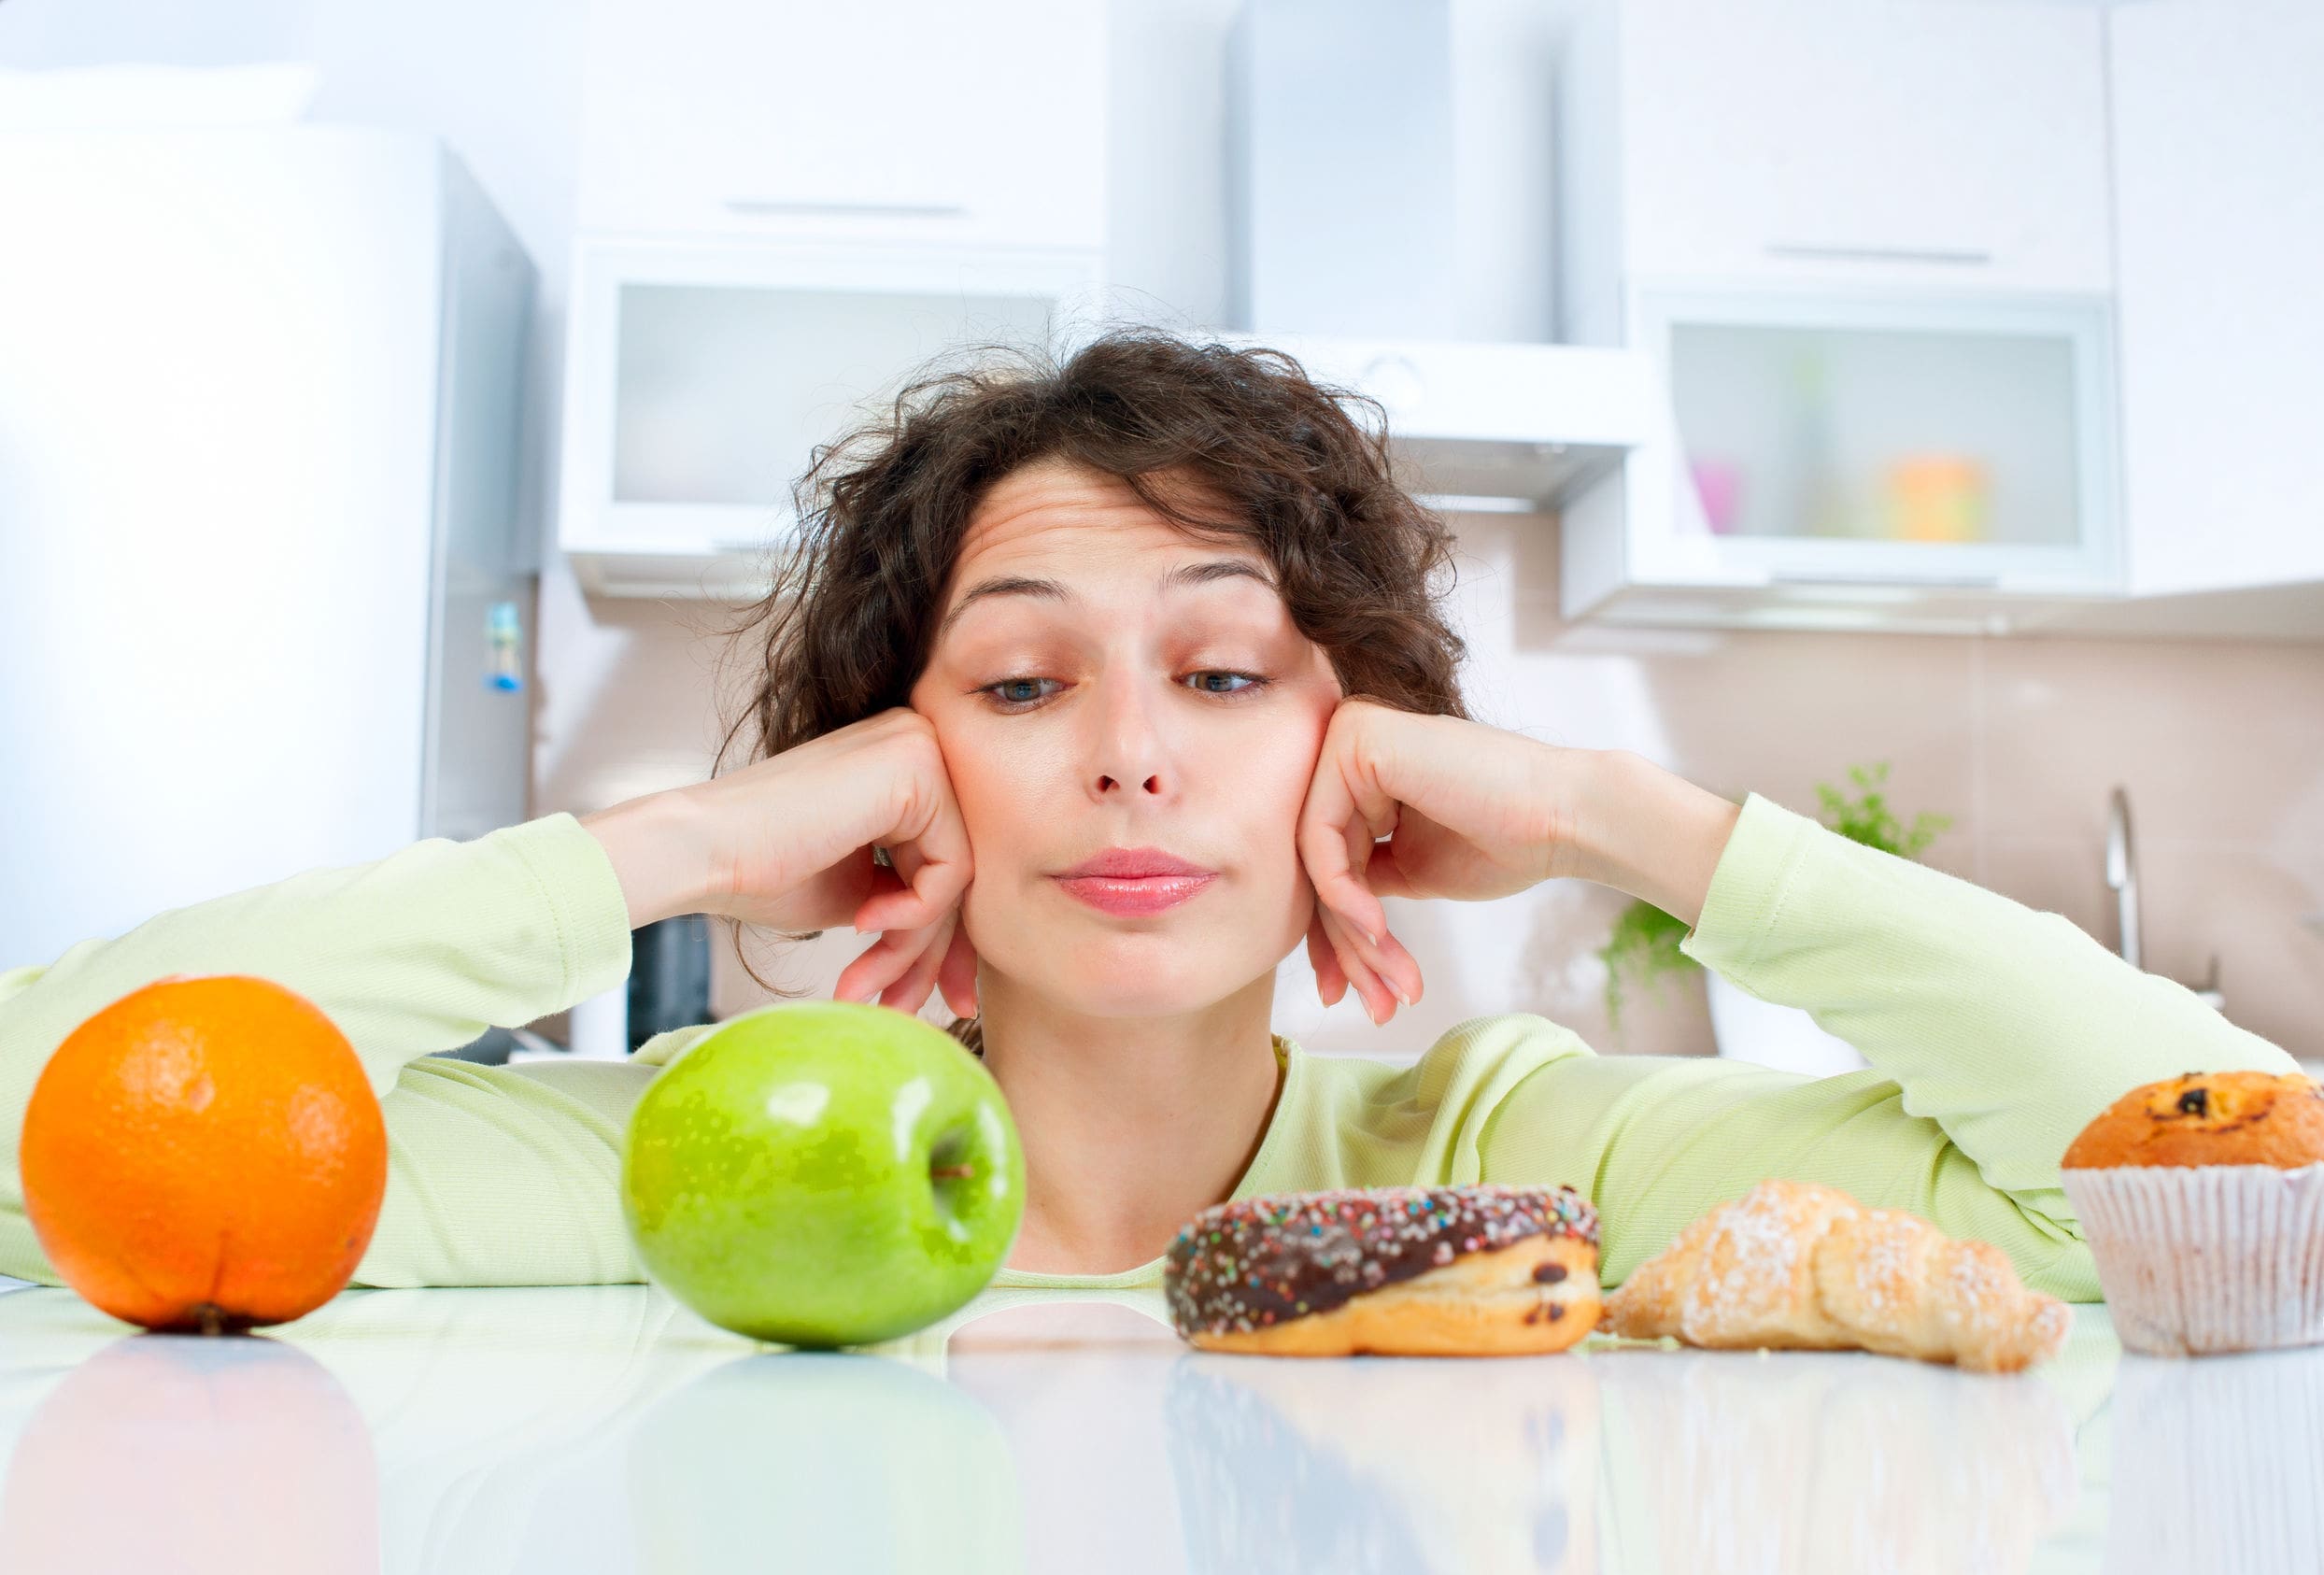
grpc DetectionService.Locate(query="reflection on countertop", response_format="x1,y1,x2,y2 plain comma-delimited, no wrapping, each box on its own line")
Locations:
0,1282,2318,1574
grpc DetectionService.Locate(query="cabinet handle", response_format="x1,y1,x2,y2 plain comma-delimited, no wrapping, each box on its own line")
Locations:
1764,243,1992,266
724,199,969,220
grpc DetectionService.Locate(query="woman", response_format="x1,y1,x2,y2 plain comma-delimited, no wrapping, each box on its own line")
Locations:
0,332,2298,1297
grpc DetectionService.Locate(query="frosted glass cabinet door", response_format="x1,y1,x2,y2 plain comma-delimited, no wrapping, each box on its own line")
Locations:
611,283,1053,511
1632,288,2120,592
557,239,1101,592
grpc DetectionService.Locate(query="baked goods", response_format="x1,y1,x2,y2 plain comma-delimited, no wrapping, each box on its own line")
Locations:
1604,1179,2072,1373
1162,1184,1601,1355
2062,1069,2324,1170
2060,1069,2324,1355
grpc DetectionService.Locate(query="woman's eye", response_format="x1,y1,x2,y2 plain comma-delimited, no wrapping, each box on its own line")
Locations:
977,671,1269,711
985,677,1059,709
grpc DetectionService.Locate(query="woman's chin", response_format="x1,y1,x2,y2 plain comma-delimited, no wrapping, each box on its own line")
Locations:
971,896,1299,1017
999,946,1262,1020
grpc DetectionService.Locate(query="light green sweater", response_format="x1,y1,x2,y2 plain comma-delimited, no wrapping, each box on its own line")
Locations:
0,792,2297,1301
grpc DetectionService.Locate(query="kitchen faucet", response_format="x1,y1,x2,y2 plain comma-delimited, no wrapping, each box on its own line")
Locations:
2105,786,2141,970
2105,785,2224,1009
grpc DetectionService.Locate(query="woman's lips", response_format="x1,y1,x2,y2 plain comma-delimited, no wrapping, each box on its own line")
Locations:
1052,873,1216,915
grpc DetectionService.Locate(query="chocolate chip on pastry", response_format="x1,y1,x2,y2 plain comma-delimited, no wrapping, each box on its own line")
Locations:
1163,1184,1602,1356
2062,1070,2324,1171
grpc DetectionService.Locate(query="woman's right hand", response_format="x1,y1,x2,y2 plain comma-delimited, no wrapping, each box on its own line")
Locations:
578,707,981,1017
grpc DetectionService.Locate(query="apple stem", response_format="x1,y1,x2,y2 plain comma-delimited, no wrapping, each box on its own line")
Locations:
929,1162,975,1181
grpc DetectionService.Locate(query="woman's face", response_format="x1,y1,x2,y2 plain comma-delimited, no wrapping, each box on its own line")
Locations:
906,459,1345,1018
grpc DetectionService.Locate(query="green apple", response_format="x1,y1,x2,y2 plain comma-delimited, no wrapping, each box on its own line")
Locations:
620,1000,1025,1347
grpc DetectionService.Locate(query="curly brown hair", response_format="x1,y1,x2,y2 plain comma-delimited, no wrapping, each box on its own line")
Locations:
710,327,1473,1051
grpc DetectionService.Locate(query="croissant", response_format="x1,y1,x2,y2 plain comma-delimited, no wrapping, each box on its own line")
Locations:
1605,1179,2072,1373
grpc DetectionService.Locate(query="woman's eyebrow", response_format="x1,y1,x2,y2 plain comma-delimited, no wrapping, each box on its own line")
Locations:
935,559,1274,642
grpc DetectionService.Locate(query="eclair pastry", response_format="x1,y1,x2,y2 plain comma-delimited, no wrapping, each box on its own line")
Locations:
1163,1184,1602,1356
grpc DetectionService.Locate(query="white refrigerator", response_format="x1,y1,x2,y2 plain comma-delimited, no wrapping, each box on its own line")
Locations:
0,127,537,970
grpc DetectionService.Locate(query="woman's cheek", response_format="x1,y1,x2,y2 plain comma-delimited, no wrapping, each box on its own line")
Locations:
1225,751,1316,952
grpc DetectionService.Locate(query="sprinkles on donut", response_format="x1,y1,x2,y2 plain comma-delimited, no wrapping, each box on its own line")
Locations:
1163,1184,1603,1356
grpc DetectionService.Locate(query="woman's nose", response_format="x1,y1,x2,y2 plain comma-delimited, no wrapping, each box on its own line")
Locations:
1085,674,1170,800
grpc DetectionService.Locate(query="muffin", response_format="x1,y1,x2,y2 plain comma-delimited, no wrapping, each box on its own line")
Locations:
2061,1070,2324,1355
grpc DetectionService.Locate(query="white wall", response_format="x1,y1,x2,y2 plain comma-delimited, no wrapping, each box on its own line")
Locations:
0,0,313,64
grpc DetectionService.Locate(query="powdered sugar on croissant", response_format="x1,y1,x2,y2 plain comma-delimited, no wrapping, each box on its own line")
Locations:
1606,1179,2072,1373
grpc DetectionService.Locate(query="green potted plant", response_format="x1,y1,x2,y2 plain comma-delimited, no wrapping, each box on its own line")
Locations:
1595,889,1698,1037
1809,760,1951,864
1597,762,1952,1069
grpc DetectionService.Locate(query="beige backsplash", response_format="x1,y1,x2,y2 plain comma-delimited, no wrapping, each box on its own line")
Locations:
531,510,2324,1064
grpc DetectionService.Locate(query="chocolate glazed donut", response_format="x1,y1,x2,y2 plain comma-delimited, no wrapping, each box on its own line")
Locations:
1164,1185,1603,1356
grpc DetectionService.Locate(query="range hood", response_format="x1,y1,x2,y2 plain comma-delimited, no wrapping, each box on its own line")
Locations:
1219,331,1658,512
1221,1,1653,513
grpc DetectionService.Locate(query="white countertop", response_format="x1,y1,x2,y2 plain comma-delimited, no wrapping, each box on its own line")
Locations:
0,1282,2317,1574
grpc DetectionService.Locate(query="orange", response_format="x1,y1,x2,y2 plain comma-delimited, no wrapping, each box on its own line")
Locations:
19,973,388,1333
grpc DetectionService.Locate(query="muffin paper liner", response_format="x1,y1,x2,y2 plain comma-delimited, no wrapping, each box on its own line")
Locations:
2062,1161,2324,1356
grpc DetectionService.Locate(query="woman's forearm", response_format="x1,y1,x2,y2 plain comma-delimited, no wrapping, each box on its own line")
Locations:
0,814,639,1283
577,790,714,930
0,816,634,1100
1678,792,2300,1197
1566,750,1744,928
1485,787,2300,1296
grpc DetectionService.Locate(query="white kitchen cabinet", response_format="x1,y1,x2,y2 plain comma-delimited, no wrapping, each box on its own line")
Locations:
558,237,1101,598
576,0,1105,251
1549,0,2125,632
1560,283,2122,631
1557,0,2113,342
2108,0,2324,601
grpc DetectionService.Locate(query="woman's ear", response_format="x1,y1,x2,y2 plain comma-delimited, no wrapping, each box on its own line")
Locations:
904,670,937,720
1302,640,1345,697
936,906,983,1019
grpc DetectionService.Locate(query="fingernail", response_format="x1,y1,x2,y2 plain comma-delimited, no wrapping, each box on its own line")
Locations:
1389,981,1410,1007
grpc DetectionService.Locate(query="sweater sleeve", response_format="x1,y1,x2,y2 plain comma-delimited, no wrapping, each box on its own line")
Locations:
1,813,654,1287
1480,791,2302,1302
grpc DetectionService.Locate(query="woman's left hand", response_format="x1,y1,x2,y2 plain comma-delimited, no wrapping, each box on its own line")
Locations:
1296,699,1596,1025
